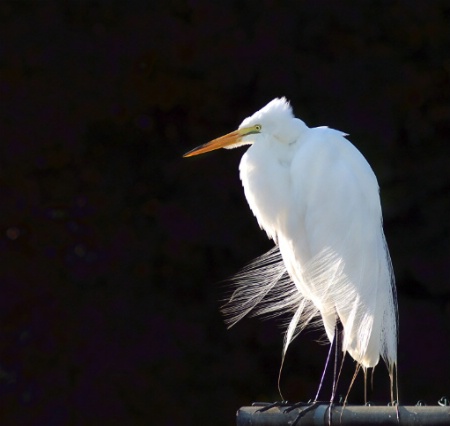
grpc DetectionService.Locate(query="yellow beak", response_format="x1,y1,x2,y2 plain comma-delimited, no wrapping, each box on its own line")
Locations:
183,125,261,158
183,129,243,158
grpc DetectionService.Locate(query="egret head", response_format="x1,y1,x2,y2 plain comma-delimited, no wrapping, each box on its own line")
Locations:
240,97,293,137
183,97,307,158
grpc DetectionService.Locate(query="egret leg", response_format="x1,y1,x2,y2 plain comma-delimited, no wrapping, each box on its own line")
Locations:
364,368,368,404
343,363,361,407
314,337,334,402
327,321,345,425
329,320,344,403
315,321,344,402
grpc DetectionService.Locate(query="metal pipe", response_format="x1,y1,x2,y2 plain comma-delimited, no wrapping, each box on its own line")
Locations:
237,403,450,425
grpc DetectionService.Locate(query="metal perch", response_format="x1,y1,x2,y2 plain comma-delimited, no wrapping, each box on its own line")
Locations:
236,402,450,425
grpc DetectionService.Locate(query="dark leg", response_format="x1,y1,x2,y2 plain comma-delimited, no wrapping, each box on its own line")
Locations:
314,335,334,402
328,320,344,425
330,320,344,403
315,319,344,404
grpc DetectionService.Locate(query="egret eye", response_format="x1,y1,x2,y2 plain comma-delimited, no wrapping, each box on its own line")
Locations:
255,125,262,131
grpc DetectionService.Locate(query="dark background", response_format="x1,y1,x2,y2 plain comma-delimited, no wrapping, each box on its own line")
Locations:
1,1,450,425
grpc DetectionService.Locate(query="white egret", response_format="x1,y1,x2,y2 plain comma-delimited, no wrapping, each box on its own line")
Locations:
184,98,397,402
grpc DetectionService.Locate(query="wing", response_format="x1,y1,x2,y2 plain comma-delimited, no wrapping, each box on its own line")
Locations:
282,127,397,370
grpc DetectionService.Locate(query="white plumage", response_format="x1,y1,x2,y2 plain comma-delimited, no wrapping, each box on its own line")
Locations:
184,97,398,398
